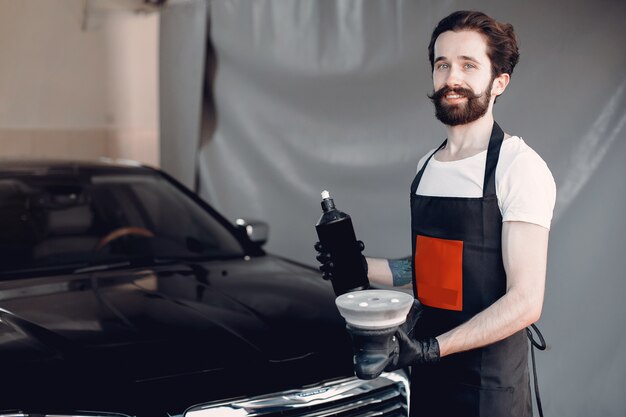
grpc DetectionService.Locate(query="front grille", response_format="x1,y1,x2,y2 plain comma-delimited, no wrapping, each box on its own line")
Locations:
185,371,410,416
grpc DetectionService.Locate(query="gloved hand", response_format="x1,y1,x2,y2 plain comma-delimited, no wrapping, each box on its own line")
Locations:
400,299,423,338
345,298,436,379
385,299,440,371
386,331,440,371
314,240,367,281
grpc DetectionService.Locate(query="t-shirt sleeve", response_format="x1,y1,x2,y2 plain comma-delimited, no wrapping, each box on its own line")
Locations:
498,150,557,230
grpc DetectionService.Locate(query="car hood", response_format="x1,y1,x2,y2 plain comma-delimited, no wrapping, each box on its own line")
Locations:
0,256,355,413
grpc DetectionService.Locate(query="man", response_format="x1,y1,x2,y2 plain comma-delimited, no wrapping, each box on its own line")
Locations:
318,10,556,417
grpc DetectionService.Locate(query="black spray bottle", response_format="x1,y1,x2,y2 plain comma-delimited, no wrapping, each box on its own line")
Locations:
315,190,369,296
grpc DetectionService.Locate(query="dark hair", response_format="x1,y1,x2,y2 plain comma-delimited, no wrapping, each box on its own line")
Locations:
428,11,519,78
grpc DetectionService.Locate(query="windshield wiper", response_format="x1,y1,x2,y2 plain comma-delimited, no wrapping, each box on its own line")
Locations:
72,256,198,274
1,254,248,279
73,261,132,274
0,263,86,280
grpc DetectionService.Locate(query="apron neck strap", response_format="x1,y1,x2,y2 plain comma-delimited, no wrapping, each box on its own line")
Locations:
410,140,446,199
483,121,505,197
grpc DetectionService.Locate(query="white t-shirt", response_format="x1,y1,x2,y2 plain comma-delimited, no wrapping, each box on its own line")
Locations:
416,136,556,230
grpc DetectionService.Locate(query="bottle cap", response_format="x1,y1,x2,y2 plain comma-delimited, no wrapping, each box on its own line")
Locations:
320,190,335,211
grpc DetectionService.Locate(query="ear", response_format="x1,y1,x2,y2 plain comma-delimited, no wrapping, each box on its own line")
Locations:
491,73,510,97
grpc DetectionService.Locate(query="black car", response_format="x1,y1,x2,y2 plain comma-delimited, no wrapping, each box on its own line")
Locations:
0,160,409,417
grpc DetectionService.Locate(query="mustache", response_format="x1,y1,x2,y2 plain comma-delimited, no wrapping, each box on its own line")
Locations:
428,86,483,102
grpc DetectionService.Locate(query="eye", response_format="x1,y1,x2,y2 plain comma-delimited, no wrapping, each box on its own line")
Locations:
464,63,476,69
436,63,449,70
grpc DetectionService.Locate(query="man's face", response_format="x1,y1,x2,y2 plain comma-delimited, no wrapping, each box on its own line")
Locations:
430,30,496,126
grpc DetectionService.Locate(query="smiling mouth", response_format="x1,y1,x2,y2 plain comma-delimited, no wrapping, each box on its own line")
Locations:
445,94,465,99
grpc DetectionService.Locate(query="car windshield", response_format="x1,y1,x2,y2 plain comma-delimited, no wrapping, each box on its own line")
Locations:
0,169,245,277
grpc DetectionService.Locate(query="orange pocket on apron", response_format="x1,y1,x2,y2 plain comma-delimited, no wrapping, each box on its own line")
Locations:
414,234,463,311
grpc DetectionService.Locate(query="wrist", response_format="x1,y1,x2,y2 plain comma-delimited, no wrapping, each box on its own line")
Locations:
435,335,448,357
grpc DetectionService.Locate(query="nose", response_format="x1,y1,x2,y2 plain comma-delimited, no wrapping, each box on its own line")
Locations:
445,65,464,87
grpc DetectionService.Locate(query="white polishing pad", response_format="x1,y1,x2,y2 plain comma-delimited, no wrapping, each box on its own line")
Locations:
335,289,414,329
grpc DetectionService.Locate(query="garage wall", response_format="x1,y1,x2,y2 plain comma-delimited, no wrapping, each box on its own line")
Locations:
0,0,159,165
159,1,626,416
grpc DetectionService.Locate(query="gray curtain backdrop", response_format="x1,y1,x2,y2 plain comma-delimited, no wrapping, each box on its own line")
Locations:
160,0,626,415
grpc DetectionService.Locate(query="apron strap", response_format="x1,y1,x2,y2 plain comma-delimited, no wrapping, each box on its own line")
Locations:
410,140,446,206
482,121,505,197
527,324,547,417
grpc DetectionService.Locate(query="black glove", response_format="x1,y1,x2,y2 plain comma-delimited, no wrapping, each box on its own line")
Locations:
314,240,367,280
386,332,440,371
385,299,440,371
400,299,423,337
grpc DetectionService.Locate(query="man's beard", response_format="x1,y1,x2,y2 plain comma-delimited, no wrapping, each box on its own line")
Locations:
428,83,492,126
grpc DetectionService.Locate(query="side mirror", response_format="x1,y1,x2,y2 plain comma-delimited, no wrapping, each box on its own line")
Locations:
235,218,269,246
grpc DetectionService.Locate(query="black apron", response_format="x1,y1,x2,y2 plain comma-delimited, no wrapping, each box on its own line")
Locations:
409,122,531,417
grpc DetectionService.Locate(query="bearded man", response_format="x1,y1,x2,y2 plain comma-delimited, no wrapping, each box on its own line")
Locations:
318,10,556,417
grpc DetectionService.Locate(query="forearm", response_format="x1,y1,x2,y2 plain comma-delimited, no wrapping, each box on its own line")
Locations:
366,257,413,288
437,221,548,357
365,257,393,286
436,285,542,357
